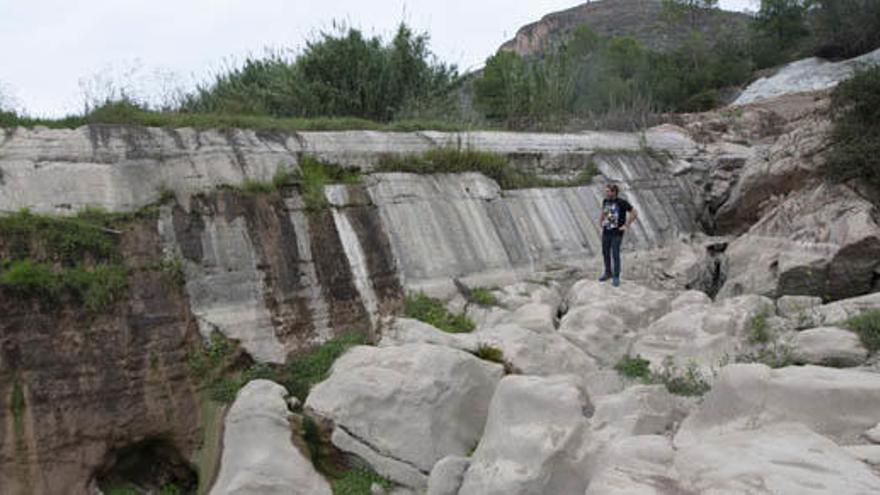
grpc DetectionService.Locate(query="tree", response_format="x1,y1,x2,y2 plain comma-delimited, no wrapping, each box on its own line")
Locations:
661,0,720,28
754,0,811,48
810,0,880,58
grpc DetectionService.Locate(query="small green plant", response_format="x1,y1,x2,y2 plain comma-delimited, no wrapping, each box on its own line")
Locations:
376,147,590,190
272,164,298,189
279,332,368,400
747,313,771,345
474,344,504,364
404,293,475,334
240,178,275,196
614,354,652,381
10,380,25,421
156,257,186,288
160,483,181,495
157,185,176,204
844,310,880,352
655,358,711,397
298,155,361,210
63,264,128,313
331,467,393,495
0,260,60,300
106,488,138,495
469,287,498,307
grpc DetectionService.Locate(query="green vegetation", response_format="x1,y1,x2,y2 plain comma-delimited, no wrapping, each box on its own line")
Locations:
614,354,652,380
469,287,499,307
0,209,133,314
298,155,361,210
331,467,393,495
474,345,504,365
614,355,711,396
404,293,475,334
155,257,186,288
844,310,880,352
746,313,771,345
188,331,367,404
823,66,880,190
377,147,595,189
10,380,25,421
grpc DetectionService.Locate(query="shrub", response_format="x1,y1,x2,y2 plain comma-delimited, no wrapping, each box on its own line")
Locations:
614,354,652,380
746,313,771,345
824,67,880,190
404,293,475,334
655,358,711,396
845,310,880,352
0,209,119,263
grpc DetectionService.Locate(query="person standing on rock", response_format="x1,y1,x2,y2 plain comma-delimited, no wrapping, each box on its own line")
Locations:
598,184,637,287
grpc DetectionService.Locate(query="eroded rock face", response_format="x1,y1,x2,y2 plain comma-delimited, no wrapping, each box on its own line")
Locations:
0,223,202,495
717,183,880,301
458,375,592,495
210,380,331,495
160,186,402,362
305,344,503,487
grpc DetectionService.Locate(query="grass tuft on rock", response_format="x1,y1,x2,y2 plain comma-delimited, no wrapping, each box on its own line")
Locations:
468,287,499,307
404,293,474,334
376,147,596,190
474,344,504,364
613,354,711,396
331,467,393,495
845,310,880,352
614,354,652,381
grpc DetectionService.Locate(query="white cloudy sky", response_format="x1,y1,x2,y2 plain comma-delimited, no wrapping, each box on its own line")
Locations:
0,0,756,117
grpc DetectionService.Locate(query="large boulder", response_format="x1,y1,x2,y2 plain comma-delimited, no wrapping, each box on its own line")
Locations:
677,364,880,445
210,380,331,495
585,435,683,495
476,323,598,377
717,183,880,301
305,344,503,487
558,281,674,365
809,292,880,327
674,422,880,494
589,385,685,446
791,326,868,367
458,375,592,495
631,295,775,374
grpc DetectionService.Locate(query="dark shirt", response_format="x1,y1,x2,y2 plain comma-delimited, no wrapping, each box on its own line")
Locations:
602,197,633,231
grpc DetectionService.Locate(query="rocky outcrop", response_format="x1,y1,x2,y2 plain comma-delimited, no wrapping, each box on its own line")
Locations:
0,222,203,494
791,326,868,367
457,375,593,495
159,185,402,362
500,0,750,57
734,47,880,106
210,380,331,495
305,344,503,487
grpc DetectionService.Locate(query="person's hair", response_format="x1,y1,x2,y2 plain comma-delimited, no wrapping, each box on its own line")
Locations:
606,184,620,196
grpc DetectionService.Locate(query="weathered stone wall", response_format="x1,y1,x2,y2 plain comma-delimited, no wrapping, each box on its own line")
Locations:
0,222,203,494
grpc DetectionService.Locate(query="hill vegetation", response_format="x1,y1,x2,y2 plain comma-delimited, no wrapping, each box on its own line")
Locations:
0,1,878,133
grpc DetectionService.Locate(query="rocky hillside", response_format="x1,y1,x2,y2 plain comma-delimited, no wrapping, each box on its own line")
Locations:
1,47,880,493
499,0,751,57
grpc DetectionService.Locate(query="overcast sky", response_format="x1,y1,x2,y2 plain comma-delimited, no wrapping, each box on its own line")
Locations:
0,0,755,117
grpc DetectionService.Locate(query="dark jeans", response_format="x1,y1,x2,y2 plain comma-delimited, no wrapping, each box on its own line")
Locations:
602,229,624,278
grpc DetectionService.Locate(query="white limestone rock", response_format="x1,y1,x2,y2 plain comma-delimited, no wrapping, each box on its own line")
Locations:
734,47,880,105
458,375,593,495
305,344,503,487
210,380,331,495
674,422,880,494
379,317,477,353
631,295,774,374
792,326,868,367
585,435,682,495
476,323,598,377
677,364,880,445
558,280,674,366
427,456,471,495
589,385,684,446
